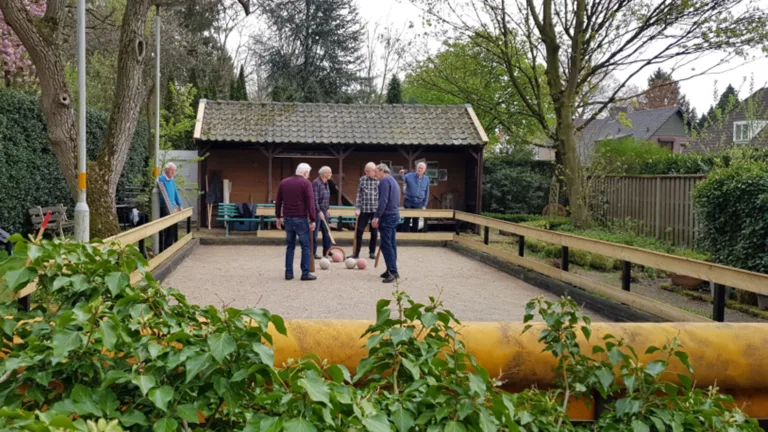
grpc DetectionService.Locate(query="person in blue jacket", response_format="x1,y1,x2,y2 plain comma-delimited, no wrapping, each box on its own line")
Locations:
157,162,184,251
399,162,429,232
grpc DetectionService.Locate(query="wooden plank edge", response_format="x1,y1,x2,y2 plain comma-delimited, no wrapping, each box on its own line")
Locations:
255,208,455,218
256,231,454,241
130,233,194,285
106,208,193,246
452,236,710,323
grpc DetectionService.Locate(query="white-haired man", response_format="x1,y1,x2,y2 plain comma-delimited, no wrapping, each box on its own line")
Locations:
399,162,430,232
157,162,184,250
312,166,333,259
352,162,378,259
275,163,317,281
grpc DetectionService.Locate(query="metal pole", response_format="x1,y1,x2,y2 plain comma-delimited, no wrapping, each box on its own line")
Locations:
73,0,89,242
151,7,162,254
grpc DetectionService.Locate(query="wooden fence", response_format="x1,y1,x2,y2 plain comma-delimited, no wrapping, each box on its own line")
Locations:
588,175,706,248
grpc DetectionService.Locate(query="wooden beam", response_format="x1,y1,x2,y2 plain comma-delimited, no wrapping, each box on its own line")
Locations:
129,233,194,285
258,231,453,241
454,211,768,297
256,207,455,218
453,236,710,322
105,208,193,246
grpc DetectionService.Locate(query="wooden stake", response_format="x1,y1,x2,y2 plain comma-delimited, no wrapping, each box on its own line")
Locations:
321,216,336,245
309,230,316,273
374,246,382,268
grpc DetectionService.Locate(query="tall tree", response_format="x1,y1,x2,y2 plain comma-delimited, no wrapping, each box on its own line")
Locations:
415,0,768,226
640,68,681,109
698,84,739,129
252,0,364,103
385,75,402,104
0,0,251,237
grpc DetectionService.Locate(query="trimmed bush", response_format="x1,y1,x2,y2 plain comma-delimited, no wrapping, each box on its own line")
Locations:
0,89,149,234
589,254,614,272
483,156,554,214
524,238,547,253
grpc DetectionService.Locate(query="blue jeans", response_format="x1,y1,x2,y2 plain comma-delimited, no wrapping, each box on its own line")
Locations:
284,217,311,278
379,214,399,275
313,212,332,257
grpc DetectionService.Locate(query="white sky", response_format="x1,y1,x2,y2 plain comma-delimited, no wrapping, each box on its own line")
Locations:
231,0,768,114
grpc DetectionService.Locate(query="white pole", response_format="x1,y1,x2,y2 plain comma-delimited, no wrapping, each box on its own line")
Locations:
151,7,161,254
73,0,89,242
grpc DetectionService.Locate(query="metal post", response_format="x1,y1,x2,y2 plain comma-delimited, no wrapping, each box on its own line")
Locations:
713,284,726,322
455,221,460,236
18,295,30,312
518,235,525,257
73,0,89,242
151,7,162,254
622,261,631,291
561,246,569,272
187,216,191,234
483,226,489,245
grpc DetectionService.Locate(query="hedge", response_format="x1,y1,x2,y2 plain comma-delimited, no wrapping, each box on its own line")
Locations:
482,156,555,214
693,162,768,276
0,89,148,234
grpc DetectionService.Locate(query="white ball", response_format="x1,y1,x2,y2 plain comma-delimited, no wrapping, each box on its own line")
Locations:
319,258,331,270
345,257,357,269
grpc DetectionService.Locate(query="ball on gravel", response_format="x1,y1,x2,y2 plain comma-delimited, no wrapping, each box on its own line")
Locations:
357,258,368,270
332,252,343,262
319,258,331,270
345,257,357,269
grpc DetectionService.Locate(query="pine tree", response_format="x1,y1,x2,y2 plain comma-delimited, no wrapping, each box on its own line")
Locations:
640,68,680,109
385,75,402,104
236,65,248,101
188,69,202,110
229,78,237,100
698,84,738,129
163,74,176,112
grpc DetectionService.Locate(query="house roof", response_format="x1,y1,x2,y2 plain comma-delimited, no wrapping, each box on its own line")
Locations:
193,100,489,146
686,88,768,153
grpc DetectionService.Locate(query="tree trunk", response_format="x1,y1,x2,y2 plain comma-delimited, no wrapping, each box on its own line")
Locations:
555,107,587,227
88,158,120,238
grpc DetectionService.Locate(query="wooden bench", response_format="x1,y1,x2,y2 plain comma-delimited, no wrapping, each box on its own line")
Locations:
217,203,261,237
254,203,277,230
28,204,73,237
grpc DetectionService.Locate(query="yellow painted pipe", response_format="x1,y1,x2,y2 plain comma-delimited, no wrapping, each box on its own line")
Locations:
271,321,768,391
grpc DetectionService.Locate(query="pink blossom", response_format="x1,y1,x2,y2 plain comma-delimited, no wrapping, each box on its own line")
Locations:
0,0,46,86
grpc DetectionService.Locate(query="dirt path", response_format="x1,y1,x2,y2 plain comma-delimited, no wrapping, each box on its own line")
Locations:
163,245,611,322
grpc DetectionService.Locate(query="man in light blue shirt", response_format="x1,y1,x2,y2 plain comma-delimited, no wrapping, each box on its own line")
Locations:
399,162,429,232
157,162,184,251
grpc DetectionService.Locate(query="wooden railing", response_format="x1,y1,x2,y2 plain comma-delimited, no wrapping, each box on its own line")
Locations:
254,207,455,218
453,211,768,322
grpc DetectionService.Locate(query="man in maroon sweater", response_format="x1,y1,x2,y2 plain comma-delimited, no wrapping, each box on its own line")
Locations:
275,163,317,281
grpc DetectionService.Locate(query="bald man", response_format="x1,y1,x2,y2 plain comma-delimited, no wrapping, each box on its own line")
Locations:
352,162,379,259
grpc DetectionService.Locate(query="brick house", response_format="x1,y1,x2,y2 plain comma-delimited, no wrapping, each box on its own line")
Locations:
685,88,768,153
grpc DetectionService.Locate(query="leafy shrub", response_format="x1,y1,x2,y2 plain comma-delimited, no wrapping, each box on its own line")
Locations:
483,213,570,229
0,89,149,235
0,238,759,431
524,238,547,253
483,157,554,214
542,244,562,259
589,254,614,272
694,161,768,275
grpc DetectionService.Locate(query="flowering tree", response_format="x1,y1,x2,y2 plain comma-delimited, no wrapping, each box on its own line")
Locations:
0,0,44,87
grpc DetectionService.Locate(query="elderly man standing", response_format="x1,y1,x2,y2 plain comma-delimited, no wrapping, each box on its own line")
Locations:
372,164,401,283
352,162,378,259
312,166,333,259
275,163,317,281
399,162,430,232
157,162,184,251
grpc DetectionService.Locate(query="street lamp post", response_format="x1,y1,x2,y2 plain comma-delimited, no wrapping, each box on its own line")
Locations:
73,0,89,242
151,6,162,254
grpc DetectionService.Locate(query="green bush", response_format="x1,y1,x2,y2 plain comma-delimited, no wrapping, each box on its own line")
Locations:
0,238,759,431
483,156,554,214
483,213,570,229
0,89,149,234
524,238,547,253
589,254,614,272
542,244,562,259
694,162,768,275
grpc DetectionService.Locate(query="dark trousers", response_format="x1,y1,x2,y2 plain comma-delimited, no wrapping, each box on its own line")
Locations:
284,217,311,278
159,206,177,252
354,212,378,257
313,212,332,257
402,204,423,233
379,214,399,275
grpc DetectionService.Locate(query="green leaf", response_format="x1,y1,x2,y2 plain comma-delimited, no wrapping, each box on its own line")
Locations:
52,329,84,358
100,321,117,350
298,375,330,404
284,418,317,432
645,360,667,377
478,407,496,432
366,334,384,350
401,357,420,380
595,368,614,392
327,364,352,383
608,347,624,365
252,342,274,366
105,272,129,296
208,333,236,363
581,325,591,340
645,346,660,355
41,414,76,429
53,276,71,291
625,375,636,393
271,315,287,335
616,398,642,417
153,417,178,432
362,413,391,432
70,274,89,292
5,267,36,291
468,373,486,396
674,351,693,373
632,420,650,432
71,384,103,416
177,404,200,424
333,385,353,404
120,409,148,427
649,416,665,432
421,312,438,327
445,421,468,432
132,375,156,396
391,405,414,432
677,373,692,389
390,327,413,345
149,385,174,412
186,353,212,383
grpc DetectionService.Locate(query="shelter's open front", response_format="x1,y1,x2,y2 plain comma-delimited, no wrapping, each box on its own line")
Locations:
193,101,489,228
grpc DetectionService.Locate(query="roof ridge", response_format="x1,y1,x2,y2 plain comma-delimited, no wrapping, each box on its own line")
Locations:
204,99,470,109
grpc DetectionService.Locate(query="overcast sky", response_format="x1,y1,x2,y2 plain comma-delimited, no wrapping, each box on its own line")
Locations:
234,0,768,114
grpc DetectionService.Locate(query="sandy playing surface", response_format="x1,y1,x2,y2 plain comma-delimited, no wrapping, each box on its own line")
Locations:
163,245,609,322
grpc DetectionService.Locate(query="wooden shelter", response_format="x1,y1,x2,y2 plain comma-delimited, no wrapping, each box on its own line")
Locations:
193,100,489,226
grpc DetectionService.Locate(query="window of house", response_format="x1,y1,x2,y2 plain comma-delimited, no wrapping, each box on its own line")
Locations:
658,140,674,152
733,121,768,144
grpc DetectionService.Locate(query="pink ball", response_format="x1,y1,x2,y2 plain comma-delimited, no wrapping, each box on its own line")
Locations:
357,258,368,269
332,252,343,262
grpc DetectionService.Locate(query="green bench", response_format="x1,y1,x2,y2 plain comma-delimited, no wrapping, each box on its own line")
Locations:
254,203,277,230
217,203,262,237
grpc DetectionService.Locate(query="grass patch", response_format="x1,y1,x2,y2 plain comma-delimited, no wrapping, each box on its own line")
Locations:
660,283,768,321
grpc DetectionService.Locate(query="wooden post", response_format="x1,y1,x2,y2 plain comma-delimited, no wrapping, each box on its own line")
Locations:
518,235,525,256
655,176,662,238
713,284,726,322
483,226,489,245
622,261,631,291
476,145,484,215
561,247,569,272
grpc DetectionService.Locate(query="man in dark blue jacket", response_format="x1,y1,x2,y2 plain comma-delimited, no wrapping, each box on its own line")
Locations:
372,163,401,283
400,162,429,232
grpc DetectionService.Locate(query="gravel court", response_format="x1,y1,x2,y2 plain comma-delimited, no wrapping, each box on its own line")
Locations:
163,245,610,322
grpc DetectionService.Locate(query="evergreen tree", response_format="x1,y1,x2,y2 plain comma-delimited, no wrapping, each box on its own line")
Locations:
258,0,364,103
640,68,680,109
163,73,176,111
698,84,738,129
229,78,237,100
236,65,248,101
385,75,402,104
188,69,202,110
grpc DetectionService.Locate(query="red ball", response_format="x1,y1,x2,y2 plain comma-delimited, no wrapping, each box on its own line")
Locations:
357,258,368,269
332,252,343,262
